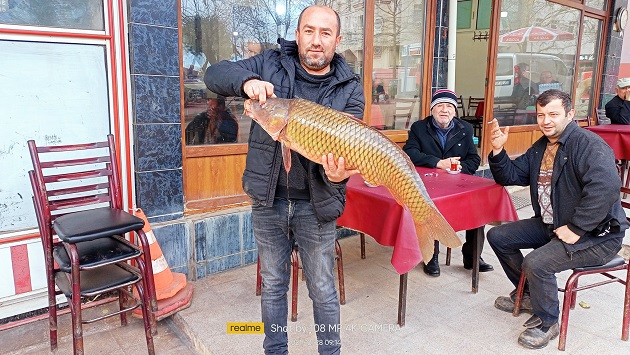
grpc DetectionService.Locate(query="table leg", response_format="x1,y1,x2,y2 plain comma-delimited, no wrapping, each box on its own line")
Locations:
471,226,484,294
360,233,366,259
397,273,407,327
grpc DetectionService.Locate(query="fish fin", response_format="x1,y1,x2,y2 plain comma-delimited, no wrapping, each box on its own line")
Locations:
415,210,462,262
281,142,292,172
417,230,435,263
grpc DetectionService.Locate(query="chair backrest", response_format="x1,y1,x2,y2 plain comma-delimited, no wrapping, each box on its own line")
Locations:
457,95,466,117
467,97,484,118
28,135,122,231
392,98,417,129
574,116,592,127
596,109,612,125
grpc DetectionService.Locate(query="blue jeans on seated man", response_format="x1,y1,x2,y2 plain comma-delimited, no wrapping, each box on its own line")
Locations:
487,217,622,327
252,197,340,355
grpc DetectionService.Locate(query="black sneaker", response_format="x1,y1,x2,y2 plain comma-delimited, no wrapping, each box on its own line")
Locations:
463,256,494,272
494,289,533,313
423,253,440,277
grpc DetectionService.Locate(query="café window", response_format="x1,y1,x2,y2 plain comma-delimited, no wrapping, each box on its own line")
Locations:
181,1,368,146
493,0,580,126
0,0,104,30
371,0,425,130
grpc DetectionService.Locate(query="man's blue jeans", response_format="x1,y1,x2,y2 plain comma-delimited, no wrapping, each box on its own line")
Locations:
488,217,622,327
252,198,340,355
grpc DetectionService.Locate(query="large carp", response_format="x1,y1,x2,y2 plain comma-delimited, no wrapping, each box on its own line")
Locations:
244,97,461,262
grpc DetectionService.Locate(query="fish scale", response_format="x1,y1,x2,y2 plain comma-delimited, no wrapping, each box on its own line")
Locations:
245,98,462,262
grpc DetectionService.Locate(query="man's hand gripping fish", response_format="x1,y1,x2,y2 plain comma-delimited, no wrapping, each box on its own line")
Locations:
244,98,462,263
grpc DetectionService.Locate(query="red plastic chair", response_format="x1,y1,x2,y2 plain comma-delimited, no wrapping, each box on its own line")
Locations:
513,256,628,351
28,135,157,354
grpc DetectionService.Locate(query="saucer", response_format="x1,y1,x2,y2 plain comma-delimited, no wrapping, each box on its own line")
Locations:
446,168,461,175
364,180,378,188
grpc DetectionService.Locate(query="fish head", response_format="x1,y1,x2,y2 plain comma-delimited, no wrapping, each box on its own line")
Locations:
244,98,290,141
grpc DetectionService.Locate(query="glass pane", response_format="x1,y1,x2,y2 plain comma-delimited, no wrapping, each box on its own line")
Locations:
457,0,472,30
0,0,104,31
335,3,363,79
0,40,110,232
372,0,425,130
584,0,606,11
184,1,367,146
575,17,602,120
182,0,286,146
476,0,491,30
494,0,579,126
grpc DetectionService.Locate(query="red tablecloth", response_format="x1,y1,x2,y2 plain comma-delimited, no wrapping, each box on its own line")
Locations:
338,167,518,274
585,124,630,160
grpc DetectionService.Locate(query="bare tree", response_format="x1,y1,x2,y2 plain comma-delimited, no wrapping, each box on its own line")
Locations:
375,0,416,83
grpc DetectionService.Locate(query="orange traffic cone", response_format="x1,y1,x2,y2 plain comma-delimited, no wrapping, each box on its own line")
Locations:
133,209,193,320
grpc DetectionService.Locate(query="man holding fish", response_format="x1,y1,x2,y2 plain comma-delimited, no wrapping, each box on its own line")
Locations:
403,89,493,277
205,5,364,355
487,89,627,349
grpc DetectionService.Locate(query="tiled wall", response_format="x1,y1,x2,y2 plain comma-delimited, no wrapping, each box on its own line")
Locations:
148,209,257,279
128,0,184,224
127,1,258,280
193,210,257,279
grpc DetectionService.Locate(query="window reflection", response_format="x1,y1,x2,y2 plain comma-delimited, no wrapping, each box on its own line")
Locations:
0,0,104,30
182,0,372,145
182,0,326,146
185,97,240,145
575,17,602,120
494,0,579,126
584,0,606,11
371,0,425,130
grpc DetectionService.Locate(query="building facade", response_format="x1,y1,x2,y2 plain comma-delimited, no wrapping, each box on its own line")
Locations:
0,0,627,319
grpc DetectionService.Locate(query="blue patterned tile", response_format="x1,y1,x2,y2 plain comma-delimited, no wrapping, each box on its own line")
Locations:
147,212,183,224
206,214,241,258
171,265,189,276
153,222,189,268
135,123,182,171
194,219,207,262
432,59,448,88
243,250,258,265
241,211,255,251
206,255,242,274
129,0,177,27
130,24,179,76
135,169,184,217
133,75,181,124
196,264,206,280
435,0,448,26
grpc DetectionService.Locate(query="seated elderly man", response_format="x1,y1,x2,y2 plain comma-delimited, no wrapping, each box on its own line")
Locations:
605,77,630,124
403,89,492,277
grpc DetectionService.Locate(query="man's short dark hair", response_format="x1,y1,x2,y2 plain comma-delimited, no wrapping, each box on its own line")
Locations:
536,89,572,113
297,5,341,36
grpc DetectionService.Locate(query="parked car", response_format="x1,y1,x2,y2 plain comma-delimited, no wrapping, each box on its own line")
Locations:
494,53,572,99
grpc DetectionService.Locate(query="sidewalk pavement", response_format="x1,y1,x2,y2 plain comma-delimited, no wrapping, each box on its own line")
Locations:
2,188,630,354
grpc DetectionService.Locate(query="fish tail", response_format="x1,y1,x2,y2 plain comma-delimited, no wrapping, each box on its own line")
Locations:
415,211,462,262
